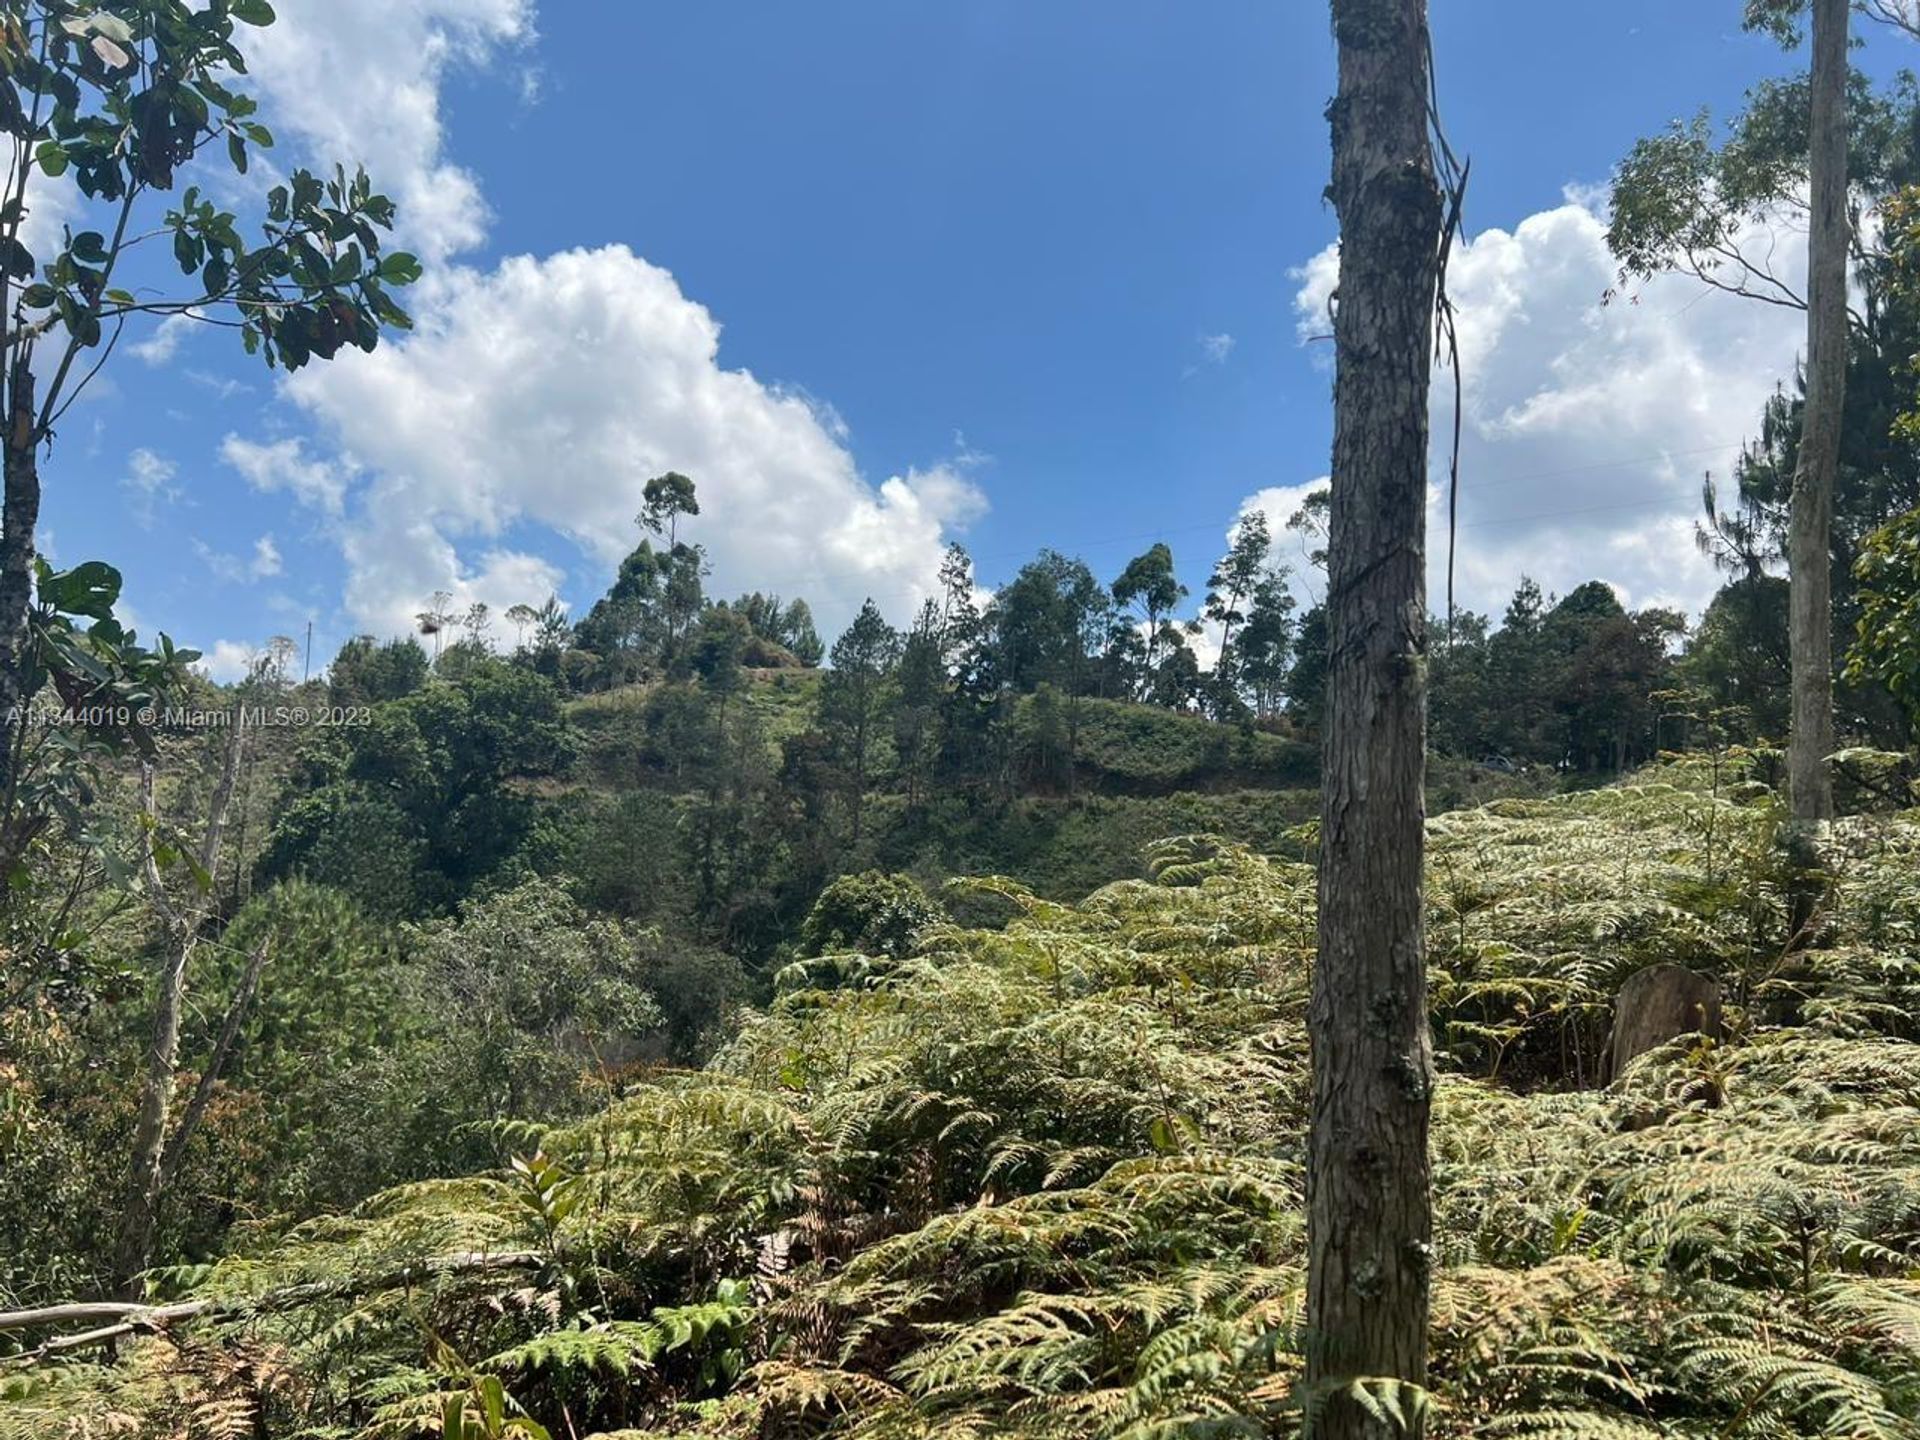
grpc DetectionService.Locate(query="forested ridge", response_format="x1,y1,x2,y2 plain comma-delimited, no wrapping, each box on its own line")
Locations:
12,0,1920,1436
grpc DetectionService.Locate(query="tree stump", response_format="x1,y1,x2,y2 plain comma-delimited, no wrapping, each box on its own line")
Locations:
1606,964,1723,1083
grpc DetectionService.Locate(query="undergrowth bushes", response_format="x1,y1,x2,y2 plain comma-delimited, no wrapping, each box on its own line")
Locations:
11,756,1920,1437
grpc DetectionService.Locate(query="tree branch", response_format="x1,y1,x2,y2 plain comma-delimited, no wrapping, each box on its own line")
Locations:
137,763,177,928
195,707,246,883
0,1249,545,1367
158,931,272,1188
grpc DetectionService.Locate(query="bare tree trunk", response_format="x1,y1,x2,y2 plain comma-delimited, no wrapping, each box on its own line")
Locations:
0,356,38,758
113,718,247,1297
158,933,272,1187
1789,0,1849,826
114,906,198,1296
1308,1,1441,1435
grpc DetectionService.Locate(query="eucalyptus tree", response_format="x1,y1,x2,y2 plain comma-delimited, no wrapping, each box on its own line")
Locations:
1611,0,1876,817
0,1,419,784
1787,0,1850,821
415,591,454,662
1111,542,1186,685
118,711,253,1294
639,471,699,548
1233,568,1296,717
1205,511,1286,716
1309,0,1443,1433
504,602,538,651
1204,511,1272,654
633,475,706,658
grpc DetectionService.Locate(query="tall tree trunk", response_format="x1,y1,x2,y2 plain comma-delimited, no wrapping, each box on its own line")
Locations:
1789,0,1849,825
114,912,200,1297
158,932,272,1186
1309,1,1441,1435
0,356,39,761
114,718,246,1297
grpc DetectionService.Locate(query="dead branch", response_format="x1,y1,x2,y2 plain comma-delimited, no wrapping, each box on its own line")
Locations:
0,1248,544,1368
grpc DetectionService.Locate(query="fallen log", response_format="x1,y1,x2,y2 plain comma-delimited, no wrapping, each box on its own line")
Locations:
0,1248,542,1367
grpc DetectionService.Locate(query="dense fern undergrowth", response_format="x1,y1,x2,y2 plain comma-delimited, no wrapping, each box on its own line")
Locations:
13,753,1920,1438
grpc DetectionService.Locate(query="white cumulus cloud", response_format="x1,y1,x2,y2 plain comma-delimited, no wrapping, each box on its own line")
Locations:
125,447,177,497
257,244,986,642
1285,190,1808,622
241,0,535,262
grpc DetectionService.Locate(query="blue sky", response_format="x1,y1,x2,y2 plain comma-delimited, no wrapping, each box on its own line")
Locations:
37,2,1901,676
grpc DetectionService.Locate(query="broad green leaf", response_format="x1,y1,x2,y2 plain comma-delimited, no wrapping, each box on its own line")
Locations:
378,251,423,285
38,561,121,620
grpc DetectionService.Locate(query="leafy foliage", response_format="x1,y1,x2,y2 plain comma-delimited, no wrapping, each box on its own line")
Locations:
19,770,1920,1437
1851,505,1920,725
258,658,574,914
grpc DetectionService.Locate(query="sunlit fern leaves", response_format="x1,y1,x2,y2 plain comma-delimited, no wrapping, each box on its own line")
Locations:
20,767,1920,1437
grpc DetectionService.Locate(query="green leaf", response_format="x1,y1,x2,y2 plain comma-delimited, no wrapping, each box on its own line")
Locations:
35,141,67,178
70,231,107,264
38,562,121,620
378,251,423,286
227,131,247,175
229,0,277,23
